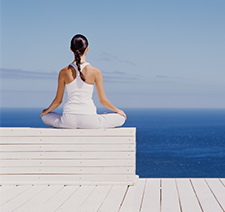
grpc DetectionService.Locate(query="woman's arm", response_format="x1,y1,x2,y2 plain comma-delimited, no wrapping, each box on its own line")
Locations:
41,69,66,117
95,69,126,119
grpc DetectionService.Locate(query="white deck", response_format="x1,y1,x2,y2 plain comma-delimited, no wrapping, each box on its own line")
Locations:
0,178,224,212
1,128,224,211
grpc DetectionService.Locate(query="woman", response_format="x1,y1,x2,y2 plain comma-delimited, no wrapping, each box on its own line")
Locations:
41,34,126,129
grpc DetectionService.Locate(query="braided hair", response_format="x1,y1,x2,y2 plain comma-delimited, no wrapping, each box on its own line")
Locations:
70,34,89,81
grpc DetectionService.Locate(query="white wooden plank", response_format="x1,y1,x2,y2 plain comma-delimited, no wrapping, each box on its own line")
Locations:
0,174,136,184
161,179,181,212
205,179,225,211
55,186,96,211
0,186,15,206
0,185,46,211
0,186,30,205
0,127,136,137
0,159,135,167
33,186,78,212
0,185,14,193
14,185,64,212
140,178,160,212
76,185,111,212
98,185,128,212
119,178,146,212
0,136,135,144
0,144,135,152
0,166,134,174
191,179,223,212
0,137,135,144
0,151,135,159
176,179,202,212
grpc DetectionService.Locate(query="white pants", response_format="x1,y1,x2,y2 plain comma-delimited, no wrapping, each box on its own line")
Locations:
42,112,126,129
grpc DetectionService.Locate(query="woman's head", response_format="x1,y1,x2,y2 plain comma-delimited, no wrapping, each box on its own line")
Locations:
70,34,89,56
70,34,89,81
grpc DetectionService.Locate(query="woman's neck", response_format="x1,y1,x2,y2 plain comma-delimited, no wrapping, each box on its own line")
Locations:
80,54,86,64
73,54,86,64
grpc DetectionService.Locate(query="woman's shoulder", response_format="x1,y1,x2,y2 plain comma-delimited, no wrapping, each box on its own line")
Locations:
85,63,101,74
57,65,75,82
59,65,74,74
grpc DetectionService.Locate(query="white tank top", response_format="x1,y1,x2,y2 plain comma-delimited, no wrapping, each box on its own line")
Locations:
63,62,97,114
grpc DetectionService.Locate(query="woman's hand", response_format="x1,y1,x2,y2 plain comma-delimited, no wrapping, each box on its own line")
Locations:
116,109,127,119
41,109,49,117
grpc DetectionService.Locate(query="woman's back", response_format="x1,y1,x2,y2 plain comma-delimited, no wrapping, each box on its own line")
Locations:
63,62,97,115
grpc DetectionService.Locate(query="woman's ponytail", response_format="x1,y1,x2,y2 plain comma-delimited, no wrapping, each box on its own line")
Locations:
74,50,85,82
71,34,89,82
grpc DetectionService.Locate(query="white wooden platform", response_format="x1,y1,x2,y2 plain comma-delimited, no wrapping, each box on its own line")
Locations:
0,178,224,211
0,127,137,185
1,128,224,211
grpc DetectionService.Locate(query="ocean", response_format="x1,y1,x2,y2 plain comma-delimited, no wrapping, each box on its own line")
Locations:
1,108,225,178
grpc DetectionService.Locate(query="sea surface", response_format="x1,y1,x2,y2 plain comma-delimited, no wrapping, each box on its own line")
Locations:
1,108,225,178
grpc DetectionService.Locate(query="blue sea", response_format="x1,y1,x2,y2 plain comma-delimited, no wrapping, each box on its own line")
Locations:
1,108,225,178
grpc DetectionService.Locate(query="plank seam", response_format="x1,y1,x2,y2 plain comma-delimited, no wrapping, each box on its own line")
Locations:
0,144,135,146
77,185,97,210
0,185,30,206
12,185,48,211
175,179,183,212
39,185,65,205
138,179,147,212
0,166,134,167
189,179,204,212
54,185,80,211
0,159,135,160
219,179,225,187
0,173,135,175
0,151,135,152
205,179,225,211
0,159,133,161
0,136,134,138
118,185,129,211
96,185,113,211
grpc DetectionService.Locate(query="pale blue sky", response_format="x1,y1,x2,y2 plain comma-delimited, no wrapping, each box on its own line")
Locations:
1,0,225,108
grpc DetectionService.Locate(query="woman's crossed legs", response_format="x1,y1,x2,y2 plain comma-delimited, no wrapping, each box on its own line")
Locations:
42,112,125,129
